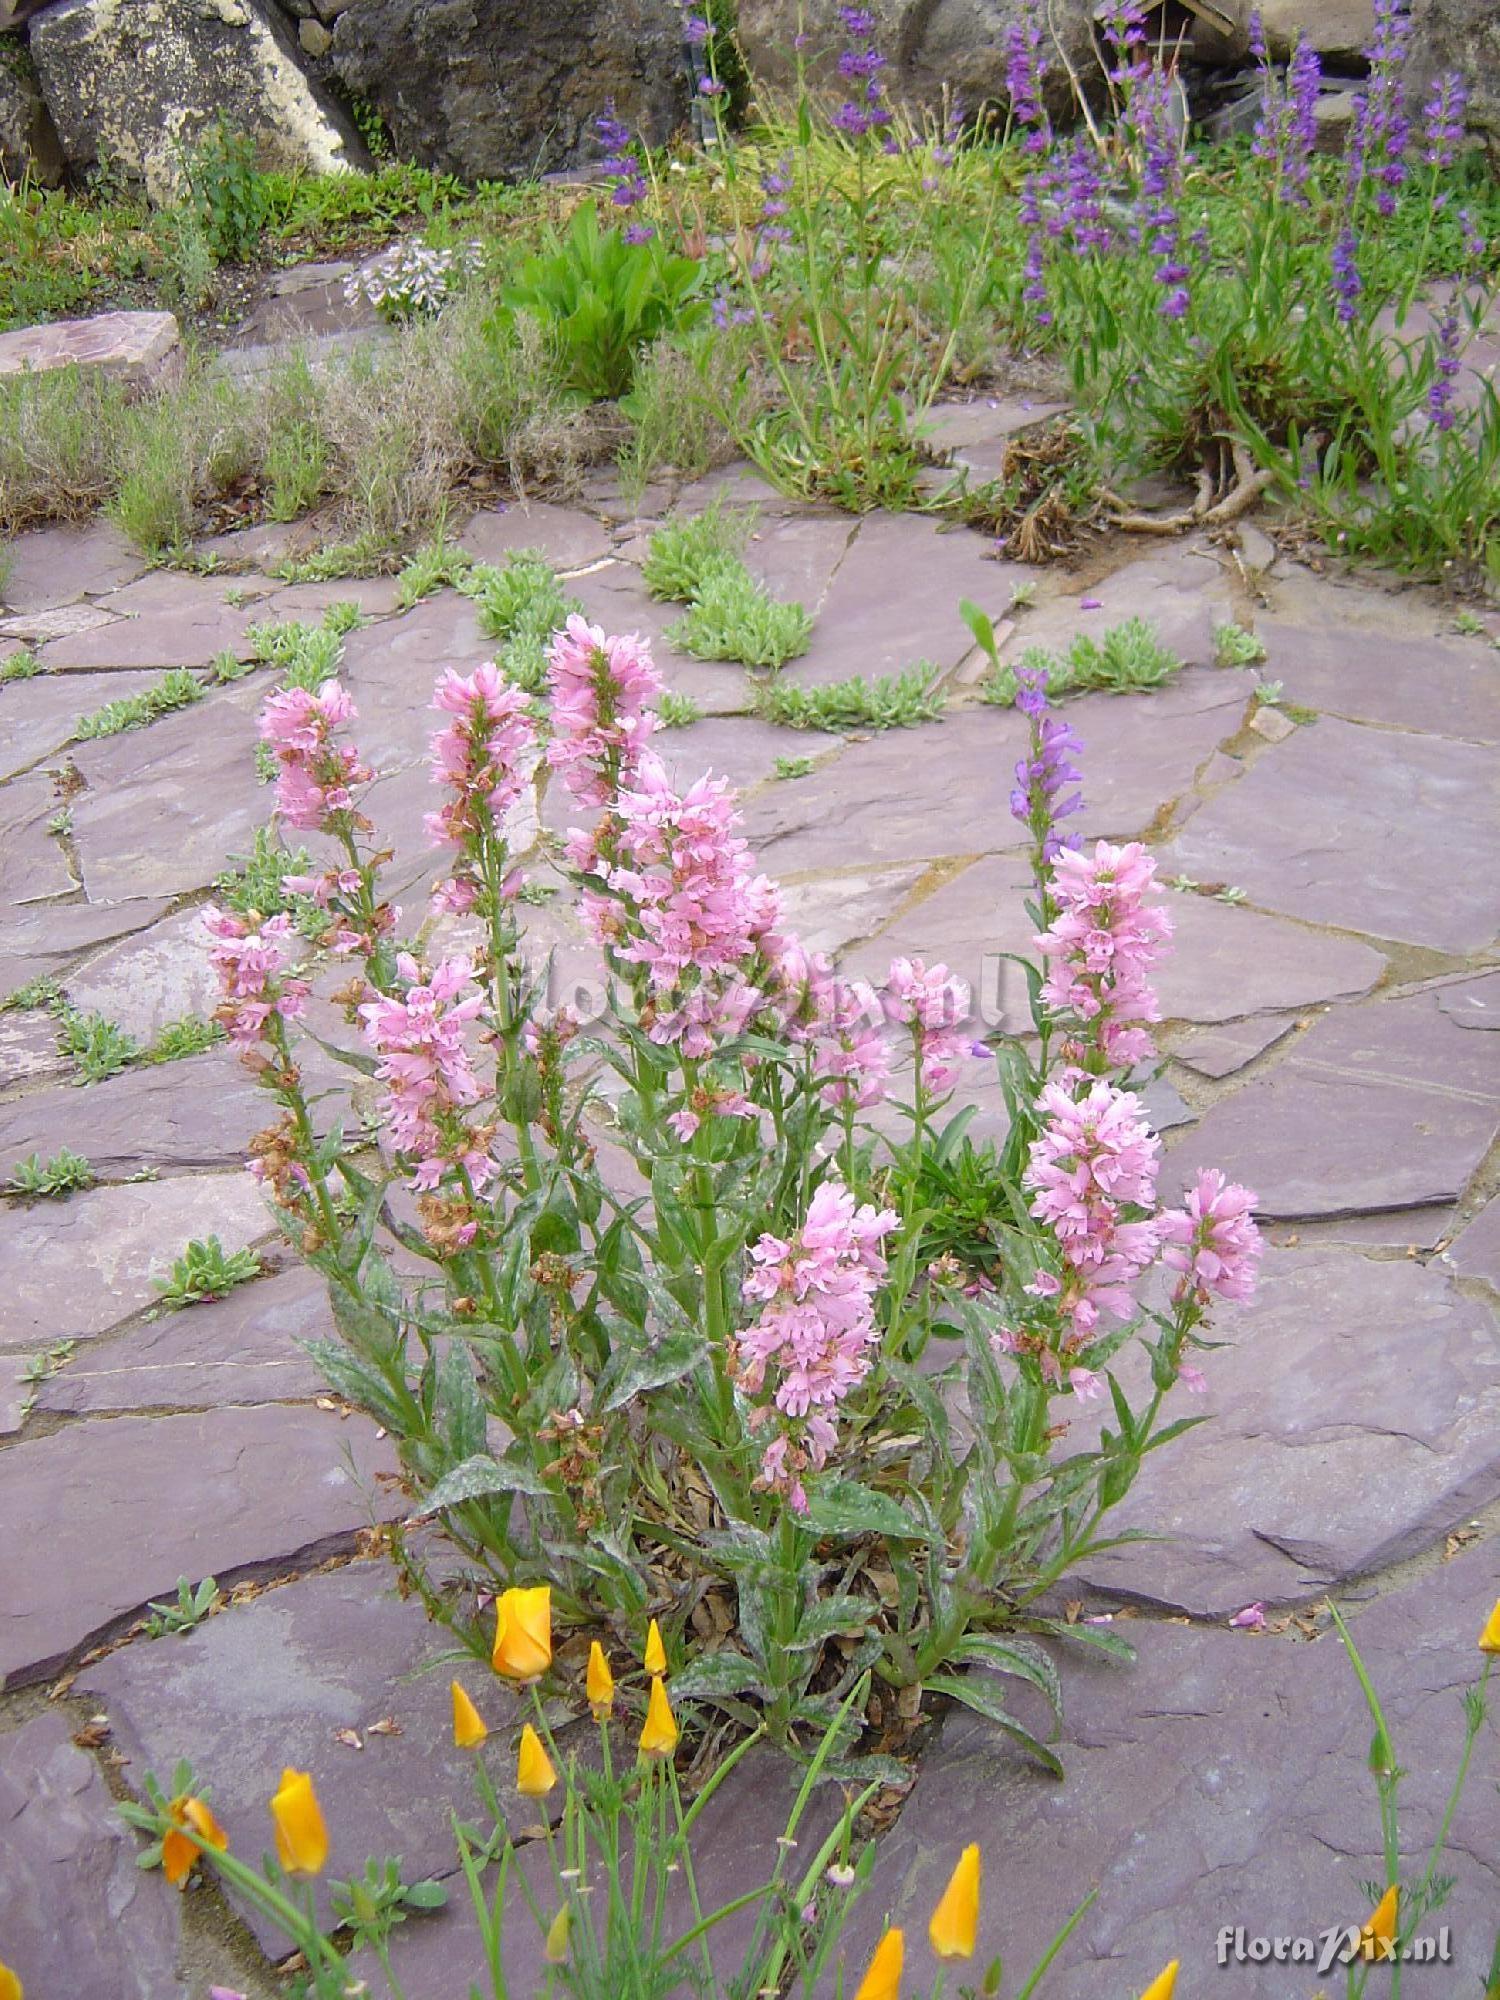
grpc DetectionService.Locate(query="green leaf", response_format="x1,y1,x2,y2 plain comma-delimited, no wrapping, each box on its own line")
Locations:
924,1674,1064,1777
949,1635,1062,1720
785,1594,875,1652
404,1880,449,1910
596,1327,707,1413
803,1479,926,1542
671,1650,764,1700
413,1453,550,1517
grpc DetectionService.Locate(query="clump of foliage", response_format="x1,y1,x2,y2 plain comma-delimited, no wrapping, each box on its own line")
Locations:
980,620,1181,706
641,502,752,603
143,1575,223,1638
669,563,814,671
757,664,945,731
458,550,581,691
0,647,40,685
396,528,473,607
73,668,203,740
146,1016,225,1064
1214,620,1268,667
154,1236,261,1309
655,691,703,728
5,1147,95,1199
55,1006,142,1084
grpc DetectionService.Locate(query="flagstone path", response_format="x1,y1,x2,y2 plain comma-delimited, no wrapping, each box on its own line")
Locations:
1,437,1497,1999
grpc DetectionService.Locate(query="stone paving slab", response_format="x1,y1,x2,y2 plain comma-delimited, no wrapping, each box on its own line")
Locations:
0,519,146,612
61,902,225,1040
459,498,616,572
0,1047,270,1175
0,600,120,645
0,309,181,392
1174,987,1500,1219
0,894,173,1001
41,573,256,670
37,1265,332,1417
1015,541,1234,669
0,768,75,903
848,1542,1500,2000
1157,714,1499,955
1438,968,1500,1029
0,1404,399,1684
0,1710,187,1999
1443,1200,1500,1288
0,1006,71,1089
0,1172,270,1348
1261,616,1500,743
1079,1246,1500,1614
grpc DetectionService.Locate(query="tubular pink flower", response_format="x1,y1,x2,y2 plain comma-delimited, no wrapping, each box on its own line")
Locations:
259,681,372,834
1157,1168,1262,1306
735,1180,898,1502
358,953,492,1192
545,617,661,806
202,906,310,1046
814,976,891,1110
1023,1079,1160,1335
882,956,973,1091
1036,839,1173,1069
424,663,539,851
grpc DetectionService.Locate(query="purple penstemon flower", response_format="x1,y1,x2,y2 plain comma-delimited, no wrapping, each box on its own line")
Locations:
682,11,711,44
1250,20,1320,206
595,101,652,228
1426,301,1462,431
1100,0,1149,94
1331,226,1362,323
1345,0,1412,219
1421,72,1467,169
1060,134,1110,252
833,5,892,138
1005,0,1051,153
1131,67,1191,321
1010,659,1085,883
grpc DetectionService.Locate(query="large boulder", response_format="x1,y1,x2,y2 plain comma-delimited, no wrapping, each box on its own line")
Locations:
28,0,368,200
0,36,65,185
1406,0,1500,170
1252,0,1373,61
736,0,1100,125
329,0,692,182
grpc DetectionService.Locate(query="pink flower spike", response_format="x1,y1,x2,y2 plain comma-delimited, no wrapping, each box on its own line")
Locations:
1067,1366,1105,1401
1229,1603,1267,1631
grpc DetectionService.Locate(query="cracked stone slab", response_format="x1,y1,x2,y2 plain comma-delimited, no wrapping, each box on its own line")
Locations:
62,902,223,1040
738,507,854,611
70,692,266,900
0,1048,270,1177
40,571,255,669
0,770,75,903
1437,969,1500,1030
0,1172,270,1349
1259,616,1500,744
0,519,145,612
260,575,404,622
0,1404,399,1684
0,1006,70,1088
0,309,180,392
1170,1015,1295,1078
846,1543,1500,1999
458,498,614,572
37,1265,332,1417
1079,1246,1500,1614
1443,1199,1500,1288
0,1710,187,2000
1016,542,1234,669
0,896,173,1002
1172,988,1500,1219
1155,714,1499,955
0,601,120,646
740,672,1249,880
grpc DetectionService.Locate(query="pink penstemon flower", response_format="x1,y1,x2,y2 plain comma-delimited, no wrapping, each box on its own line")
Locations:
545,616,661,807
202,907,311,1048
1023,1078,1161,1337
359,953,492,1196
733,1178,898,1511
425,661,539,853
1157,1168,1263,1307
882,955,973,1093
259,681,373,835
1035,838,1173,1071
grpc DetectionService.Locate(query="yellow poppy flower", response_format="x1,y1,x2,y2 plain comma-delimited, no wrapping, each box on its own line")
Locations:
544,1904,571,1964
492,1586,552,1681
451,1680,488,1750
852,1926,904,2000
643,1618,667,1676
161,1792,228,1888
638,1676,679,1758
0,1958,23,2000
516,1722,557,1798
1479,1599,1500,1653
586,1641,615,1721
928,1842,980,1959
1139,1964,1178,2000
269,1767,328,1876
1360,1886,1398,1962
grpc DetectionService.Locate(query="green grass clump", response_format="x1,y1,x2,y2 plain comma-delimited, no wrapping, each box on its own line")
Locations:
73,667,203,740
756,666,944,732
215,826,321,930
1,647,40,684
146,1016,225,1064
459,550,580,692
655,691,702,728
5,974,63,1014
669,564,813,671
1213,620,1267,667
980,618,1182,706
772,754,816,780
154,1235,261,1309
245,612,348,690
55,1006,142,1084
396,530,473,607
6,1147,95,1198
642,502,751,603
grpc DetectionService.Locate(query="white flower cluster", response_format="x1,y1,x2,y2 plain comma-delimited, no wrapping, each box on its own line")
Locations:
344,239,481,323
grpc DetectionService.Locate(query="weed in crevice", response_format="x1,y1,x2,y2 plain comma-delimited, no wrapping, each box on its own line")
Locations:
1,646,40,684
55,1006,142,1083
73,667,204,740
772,753,817,780
154,1235,261,1309
146,1016,226,1065
215,825,321,931
980,619,1182,707
1213,620,1268,667
396,529,473,608
245,610,349,691
143,1575,223,1637
669,563,813,671
459,550,580,691
642,501,752,604
755,665,944,732
6,1147,95,1198
4,974,63,1014
655,691,703,729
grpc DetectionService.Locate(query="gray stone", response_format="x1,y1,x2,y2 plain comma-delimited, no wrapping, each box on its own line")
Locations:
0,894,173,1002
0,1171,270,1348
1259,617,1500,743
0,770,75,904
1170,1014,1293,1078
30,0,367,199
0,39,65,186
1156,715,1499,955
1080,1247,1500,1614
62,902,225,1040
298,12,331,53
737,0,1099,124
0,1712,187,2000
1406,0,1500,171
1443,1199,1500,1287
0,309,181,394
1015,543,1235,670
1152,894,1385,1024
43,571,256,667
459,500,615,573
0,1403,399,1683
70,693,266,900
0,601,121,644
0,669,159,782
38,1264,332,1415
0,1047,271,1175
1437,969,1500,1030
0,518,145,612
1248,701,1297,743
1172,988,1500,1219
1257,0,1373,55
850,1543,1500,1998
0,1351,32,1433
260,574,402,621
0,1006,70,1089
329,0,690,182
